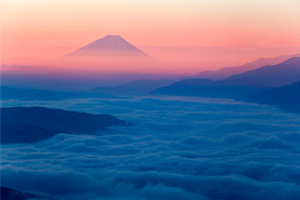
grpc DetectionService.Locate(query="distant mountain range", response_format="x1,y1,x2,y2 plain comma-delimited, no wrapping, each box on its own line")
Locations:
192,54,300,80
1,107,129,144
220,57,300,88
91,79,177,95
1,86,109,101
92,55,300,97
1,78,177,99
65,35,151,58
152,57,300,113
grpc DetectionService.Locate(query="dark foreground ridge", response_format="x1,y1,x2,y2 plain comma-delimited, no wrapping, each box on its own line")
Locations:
1,186,39,200
1,107,129,144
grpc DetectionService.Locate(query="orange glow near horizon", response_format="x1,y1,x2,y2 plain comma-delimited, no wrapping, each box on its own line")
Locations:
1,0,300,74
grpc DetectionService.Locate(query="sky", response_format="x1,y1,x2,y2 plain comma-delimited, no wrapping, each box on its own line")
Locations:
1,0,300,73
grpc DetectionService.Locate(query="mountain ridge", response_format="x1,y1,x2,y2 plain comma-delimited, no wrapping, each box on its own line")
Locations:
152,57,300,113
192,54,300,80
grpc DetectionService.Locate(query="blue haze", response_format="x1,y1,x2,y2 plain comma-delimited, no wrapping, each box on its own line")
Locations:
1,96,300,199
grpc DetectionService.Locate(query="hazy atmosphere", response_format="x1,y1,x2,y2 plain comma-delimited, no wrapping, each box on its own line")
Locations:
1,1,300,200
2,0,300,70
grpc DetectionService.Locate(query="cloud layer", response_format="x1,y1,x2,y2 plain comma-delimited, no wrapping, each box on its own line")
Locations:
1,96,300,199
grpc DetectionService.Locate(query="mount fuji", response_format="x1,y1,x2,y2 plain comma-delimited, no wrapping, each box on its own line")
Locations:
66,35,151,58
41,35,169,87
46,34,160,75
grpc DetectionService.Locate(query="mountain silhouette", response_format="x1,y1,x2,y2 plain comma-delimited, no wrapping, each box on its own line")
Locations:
152,57,300,112
222,57,300,88
49,34,159,73
192,54,300,80
66,35,151,57
154,57,300,93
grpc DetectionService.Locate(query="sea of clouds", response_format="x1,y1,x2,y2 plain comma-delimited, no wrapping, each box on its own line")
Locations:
1,96,300,200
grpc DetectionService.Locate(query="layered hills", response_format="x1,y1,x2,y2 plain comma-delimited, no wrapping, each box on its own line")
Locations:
153,57,300,113
192,54,300,80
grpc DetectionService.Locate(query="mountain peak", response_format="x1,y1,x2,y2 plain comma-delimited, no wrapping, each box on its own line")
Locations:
105,34,121,37
67,35,150,57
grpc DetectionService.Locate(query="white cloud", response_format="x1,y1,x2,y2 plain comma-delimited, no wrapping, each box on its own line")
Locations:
1,96,300,199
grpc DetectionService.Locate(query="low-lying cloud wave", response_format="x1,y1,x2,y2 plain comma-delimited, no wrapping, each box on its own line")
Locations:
1,96,300,199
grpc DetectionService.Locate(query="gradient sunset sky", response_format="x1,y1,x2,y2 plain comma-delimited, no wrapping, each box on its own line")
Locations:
1,0,300,73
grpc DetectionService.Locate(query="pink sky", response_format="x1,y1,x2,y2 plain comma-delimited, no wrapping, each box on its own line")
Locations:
1,0,300,74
